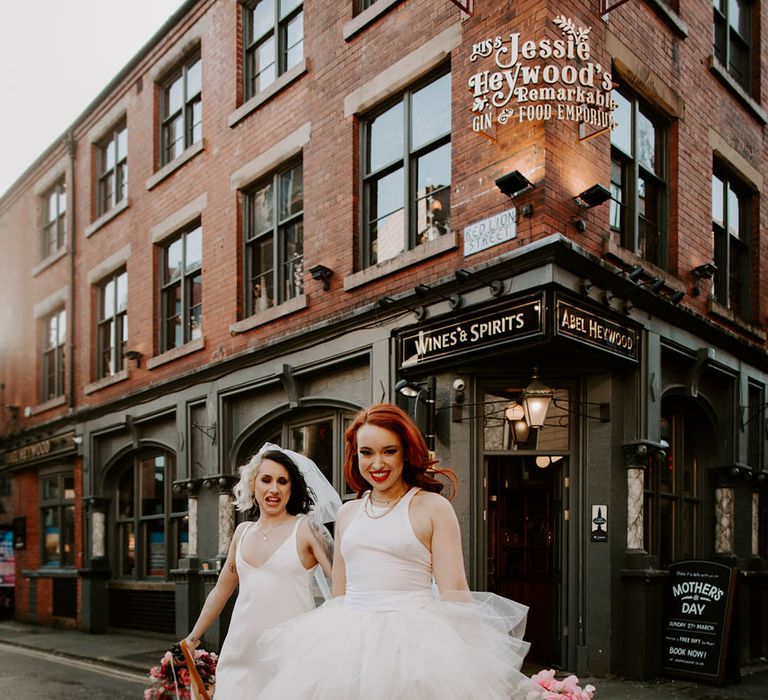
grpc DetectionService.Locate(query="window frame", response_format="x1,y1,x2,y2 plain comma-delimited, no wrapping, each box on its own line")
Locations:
160,55,202,167
713,0,753,93
41,180,66,259
644,409,702,567
159,223,203,353
97,123,128,216
360,67,452,269
40,472,75,568
243,0,304,101
609,83,669,269
114,451,187,580
96,268,128,380
711,162,752,319
745,383,764,472
41,308,66,403
243,159,304,316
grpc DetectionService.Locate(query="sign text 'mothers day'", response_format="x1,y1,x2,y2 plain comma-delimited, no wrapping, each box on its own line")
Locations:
469,15,615,132
663,561,736,682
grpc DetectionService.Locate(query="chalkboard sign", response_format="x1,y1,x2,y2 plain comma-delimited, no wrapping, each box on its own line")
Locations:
662,560,737,684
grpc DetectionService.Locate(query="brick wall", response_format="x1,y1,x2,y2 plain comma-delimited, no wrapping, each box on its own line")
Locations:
0,0,765,431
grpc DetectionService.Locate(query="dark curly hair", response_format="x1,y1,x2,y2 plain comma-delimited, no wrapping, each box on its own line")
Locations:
251,450,315,518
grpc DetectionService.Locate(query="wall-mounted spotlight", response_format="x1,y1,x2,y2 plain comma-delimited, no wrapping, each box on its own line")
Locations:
637,277,665,293
572,217,587,232
691,262,717,296
626,264,644,282
415,283,462,310
378,296,427,321
124,350,143,368
574,183,611,208
667,290,685,305
495,170,533,199
455,269,505,297
309,264,333,291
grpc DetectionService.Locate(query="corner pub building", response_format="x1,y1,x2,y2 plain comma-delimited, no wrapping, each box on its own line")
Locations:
0,0,766,680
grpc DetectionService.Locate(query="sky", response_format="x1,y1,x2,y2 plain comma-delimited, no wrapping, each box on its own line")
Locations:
0,0,184,196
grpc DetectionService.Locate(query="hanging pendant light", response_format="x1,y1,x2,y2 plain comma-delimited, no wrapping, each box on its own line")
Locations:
521,367,553,429
510,419,530,445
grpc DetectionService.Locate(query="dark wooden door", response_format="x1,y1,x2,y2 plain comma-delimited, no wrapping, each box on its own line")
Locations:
487,456,562,666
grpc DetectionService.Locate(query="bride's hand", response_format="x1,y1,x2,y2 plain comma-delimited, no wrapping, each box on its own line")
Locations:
184,635,201,650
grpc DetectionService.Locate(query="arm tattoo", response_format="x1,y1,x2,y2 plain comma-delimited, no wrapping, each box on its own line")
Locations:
229,562,237,574
308,519,334,564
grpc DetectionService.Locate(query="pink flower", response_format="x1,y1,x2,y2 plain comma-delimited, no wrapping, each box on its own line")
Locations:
530,668,596,700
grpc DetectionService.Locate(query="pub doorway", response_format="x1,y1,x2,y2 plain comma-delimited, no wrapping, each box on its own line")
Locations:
486,454,565,667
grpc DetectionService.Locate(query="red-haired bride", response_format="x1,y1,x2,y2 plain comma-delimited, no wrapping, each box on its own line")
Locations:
257,404,535,699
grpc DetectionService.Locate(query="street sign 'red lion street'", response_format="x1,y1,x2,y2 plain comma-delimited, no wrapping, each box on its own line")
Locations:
663,560,737,683
463,207,516,256
398,295,544,368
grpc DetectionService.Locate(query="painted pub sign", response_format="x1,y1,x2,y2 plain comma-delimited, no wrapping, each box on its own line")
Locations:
468,15,616,132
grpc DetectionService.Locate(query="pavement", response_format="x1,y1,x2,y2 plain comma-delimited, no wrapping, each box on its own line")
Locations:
0,619,765,698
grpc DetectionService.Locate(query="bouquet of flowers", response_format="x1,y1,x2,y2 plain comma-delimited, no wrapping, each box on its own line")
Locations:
530,668,596,700
145,643,217,700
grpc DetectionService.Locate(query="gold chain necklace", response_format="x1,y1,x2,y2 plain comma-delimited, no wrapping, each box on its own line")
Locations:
364,489,408,519
257,516,291,541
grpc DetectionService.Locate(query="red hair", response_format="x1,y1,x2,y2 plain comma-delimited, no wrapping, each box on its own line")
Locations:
343,403,457,497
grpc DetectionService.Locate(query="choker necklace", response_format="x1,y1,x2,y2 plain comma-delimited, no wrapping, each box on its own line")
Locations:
257,516,291,541
364,488,408,519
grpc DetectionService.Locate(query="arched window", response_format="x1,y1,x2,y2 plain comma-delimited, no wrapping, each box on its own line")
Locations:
238,407,356,501
114,450,188,579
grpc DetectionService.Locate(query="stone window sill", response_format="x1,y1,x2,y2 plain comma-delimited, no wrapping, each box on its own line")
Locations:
147,336,205,369
227,60,308,128
343,0,405,41
84,368,129,395
344,231,457,291
109,580,175,591
230,294,307,334
643,0,688,37
31,395,67,416
708,299,767,341
22,568,78,579
146,140,205,191
85,199,129,238
32,247,68,277
708,57,767,125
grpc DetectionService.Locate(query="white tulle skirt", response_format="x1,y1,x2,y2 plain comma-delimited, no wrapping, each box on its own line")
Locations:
257,589,537,700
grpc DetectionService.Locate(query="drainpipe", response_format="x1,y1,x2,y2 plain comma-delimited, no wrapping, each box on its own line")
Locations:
66,130,76,410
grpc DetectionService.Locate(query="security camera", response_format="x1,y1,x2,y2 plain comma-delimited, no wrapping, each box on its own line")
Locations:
452,378,466,392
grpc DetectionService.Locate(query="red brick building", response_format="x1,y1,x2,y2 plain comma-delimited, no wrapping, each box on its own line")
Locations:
0,0,766,678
